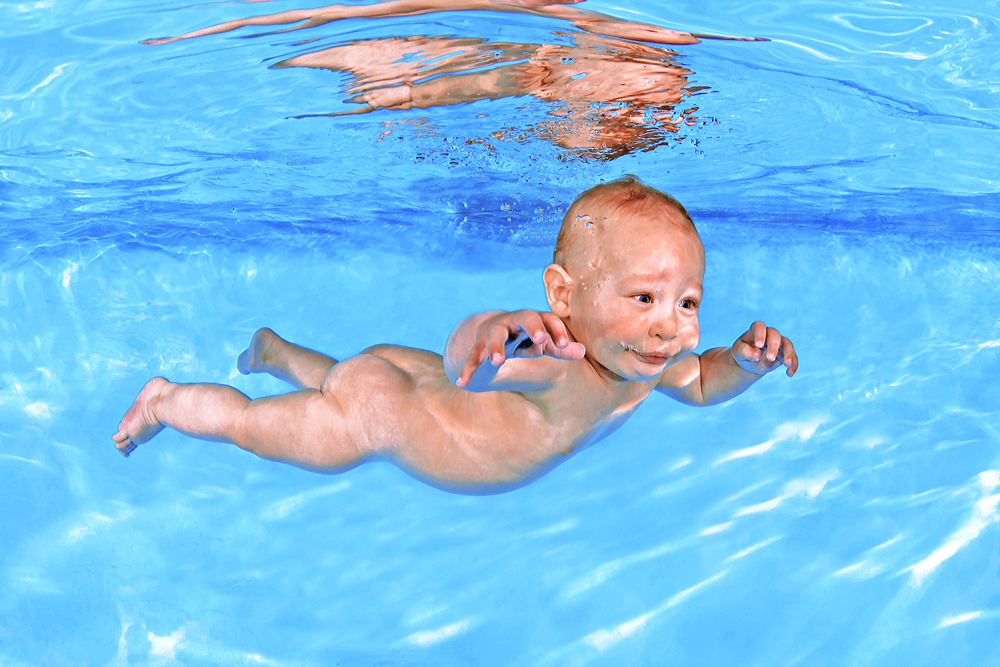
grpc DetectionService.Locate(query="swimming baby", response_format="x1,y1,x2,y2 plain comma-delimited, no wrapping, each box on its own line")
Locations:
114,176,797,493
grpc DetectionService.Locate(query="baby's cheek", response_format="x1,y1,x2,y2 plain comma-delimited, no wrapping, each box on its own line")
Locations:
684,325,700,351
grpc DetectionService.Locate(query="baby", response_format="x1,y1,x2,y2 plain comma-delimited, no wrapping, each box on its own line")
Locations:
114,176,797,493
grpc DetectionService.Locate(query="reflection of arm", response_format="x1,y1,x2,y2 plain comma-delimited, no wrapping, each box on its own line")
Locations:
535,4,701,44
343,66,524,112
143,0,702,46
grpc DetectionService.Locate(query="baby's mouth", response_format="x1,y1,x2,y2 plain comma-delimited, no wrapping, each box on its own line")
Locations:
620,343,670,364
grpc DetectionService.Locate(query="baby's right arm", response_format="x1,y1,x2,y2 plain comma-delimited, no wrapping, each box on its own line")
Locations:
444,310,585,392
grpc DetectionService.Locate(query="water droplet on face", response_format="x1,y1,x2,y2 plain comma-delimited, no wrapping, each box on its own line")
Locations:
500,202,511,211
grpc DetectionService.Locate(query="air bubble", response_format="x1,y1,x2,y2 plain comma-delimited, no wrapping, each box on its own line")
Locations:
500,203,511,211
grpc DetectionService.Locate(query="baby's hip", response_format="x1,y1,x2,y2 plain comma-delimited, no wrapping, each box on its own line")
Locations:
357,343,445,374
319,350,564,486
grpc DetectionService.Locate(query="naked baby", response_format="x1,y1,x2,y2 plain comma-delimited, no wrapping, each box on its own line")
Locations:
114,176,797,493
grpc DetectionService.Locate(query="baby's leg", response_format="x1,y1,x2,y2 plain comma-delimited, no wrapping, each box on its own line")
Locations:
113,376,365,472
237,327,337,390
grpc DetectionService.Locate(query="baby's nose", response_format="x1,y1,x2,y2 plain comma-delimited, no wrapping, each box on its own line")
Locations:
651,309,680,338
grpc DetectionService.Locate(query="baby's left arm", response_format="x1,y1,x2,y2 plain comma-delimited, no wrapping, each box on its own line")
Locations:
656,321,797,406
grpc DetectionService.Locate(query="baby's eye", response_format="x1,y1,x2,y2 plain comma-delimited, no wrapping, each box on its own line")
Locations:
633,294,652,304
681,298,698,309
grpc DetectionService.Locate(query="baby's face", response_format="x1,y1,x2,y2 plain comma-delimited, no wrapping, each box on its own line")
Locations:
568,208,704,382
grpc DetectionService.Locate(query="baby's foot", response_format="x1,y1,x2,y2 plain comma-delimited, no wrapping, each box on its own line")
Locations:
113,377,169,457
237,327,279,375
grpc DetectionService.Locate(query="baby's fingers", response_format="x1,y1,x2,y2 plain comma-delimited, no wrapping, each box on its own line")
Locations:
502,310,559,360
732,338,761,363
734,323,763,361
764,327,783,362
513,310,552,348
539,312,572,349
780,337,798,376
535,312,584,360
543,339,586,360
748,320,768,351
484,321,516,366
456,343,490,387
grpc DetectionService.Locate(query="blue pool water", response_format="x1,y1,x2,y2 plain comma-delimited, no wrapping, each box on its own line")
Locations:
2,0,999,664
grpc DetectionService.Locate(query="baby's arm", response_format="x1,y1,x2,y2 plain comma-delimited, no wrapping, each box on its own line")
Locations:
657,321,797,406
444,310,585,392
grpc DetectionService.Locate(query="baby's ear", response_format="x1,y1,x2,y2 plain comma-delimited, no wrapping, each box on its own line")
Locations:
543,264,573,317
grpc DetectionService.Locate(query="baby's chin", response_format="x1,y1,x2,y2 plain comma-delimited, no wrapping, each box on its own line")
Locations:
623,368,667,382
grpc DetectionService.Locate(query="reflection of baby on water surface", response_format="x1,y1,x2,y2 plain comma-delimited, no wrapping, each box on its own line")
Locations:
144,0,761,157
281,34,698,157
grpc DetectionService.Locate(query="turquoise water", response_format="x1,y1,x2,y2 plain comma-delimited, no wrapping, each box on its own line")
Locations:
2,0,999,664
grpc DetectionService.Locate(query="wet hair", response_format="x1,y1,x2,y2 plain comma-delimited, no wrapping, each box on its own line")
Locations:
553,175,696,267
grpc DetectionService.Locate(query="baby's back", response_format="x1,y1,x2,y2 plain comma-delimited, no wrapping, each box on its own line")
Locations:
324,344,647,492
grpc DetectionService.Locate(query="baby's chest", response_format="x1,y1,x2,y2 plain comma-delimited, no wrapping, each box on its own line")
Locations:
539,388,650,448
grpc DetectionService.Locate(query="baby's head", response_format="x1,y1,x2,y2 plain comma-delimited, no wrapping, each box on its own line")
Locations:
545,176,705,381
553,175,699,268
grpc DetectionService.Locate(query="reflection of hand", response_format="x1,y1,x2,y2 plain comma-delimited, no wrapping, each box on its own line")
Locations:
730,321,798,377
455,310,585,387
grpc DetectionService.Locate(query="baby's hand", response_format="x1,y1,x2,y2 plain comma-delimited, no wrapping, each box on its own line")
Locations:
730,321,798,377
455,310,586,387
